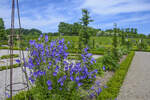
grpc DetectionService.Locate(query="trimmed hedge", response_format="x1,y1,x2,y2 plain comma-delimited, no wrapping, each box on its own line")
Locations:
98,51,135,100
0,46,25,50
1,54,19,59
66,49,104,55
0,64,20,71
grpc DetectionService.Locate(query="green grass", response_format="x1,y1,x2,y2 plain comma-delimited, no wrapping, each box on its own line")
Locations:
98,51,135,100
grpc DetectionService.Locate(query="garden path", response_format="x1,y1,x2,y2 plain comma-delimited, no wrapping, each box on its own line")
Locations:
117,52,150,100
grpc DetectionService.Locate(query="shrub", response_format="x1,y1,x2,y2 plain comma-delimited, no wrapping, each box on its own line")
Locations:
102,51,119,71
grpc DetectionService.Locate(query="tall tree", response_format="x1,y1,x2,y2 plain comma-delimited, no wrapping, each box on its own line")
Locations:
0,18,7,42
80,9,93,47
112,23,119,60
0,18,5,30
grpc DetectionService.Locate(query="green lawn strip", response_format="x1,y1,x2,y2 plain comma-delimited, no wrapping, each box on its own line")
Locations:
98,51,135,100
0,64,20,71
1,54,19,59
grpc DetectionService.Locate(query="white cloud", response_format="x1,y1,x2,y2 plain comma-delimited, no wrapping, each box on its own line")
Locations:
81,0,150,15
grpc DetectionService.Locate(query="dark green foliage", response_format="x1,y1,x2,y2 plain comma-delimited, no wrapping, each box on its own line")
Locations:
112,24,119,60
121,30,125,46
98,51,135,100
0,18,7,43
58,22,82,36
102,51,119,71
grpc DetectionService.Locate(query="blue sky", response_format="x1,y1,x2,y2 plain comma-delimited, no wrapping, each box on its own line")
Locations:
0,0,150,34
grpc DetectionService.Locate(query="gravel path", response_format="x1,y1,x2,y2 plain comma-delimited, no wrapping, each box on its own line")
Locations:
0,67,28,100
117,52,150,100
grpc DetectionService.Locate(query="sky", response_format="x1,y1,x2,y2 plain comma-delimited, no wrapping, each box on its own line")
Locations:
0,0,150,35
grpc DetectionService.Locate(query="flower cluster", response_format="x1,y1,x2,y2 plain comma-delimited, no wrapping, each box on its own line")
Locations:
24,35,98,98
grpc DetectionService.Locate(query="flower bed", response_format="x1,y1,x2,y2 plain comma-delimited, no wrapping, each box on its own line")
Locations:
7,35,104,100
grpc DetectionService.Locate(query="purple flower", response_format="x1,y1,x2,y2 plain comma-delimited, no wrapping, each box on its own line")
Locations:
96,88,102,95
49,62,52,66
58,78,62,83
48,86,52,90
60,82,64,86
90,93,95,99
68,41,70,45
78,83,83,87
16,59,20,63
29,40,35,45
29,77,35,83
91,86,94,90
95,81,100,86
45,35,48,42
59,88,62,90
47,80,52,86
47,66,50,69
70,76,74,81
40,34,43,38
103,66,106,71
65,66,68,71
75,76,80,82
93,75,96,78
104,85,108,88
53,72,57,76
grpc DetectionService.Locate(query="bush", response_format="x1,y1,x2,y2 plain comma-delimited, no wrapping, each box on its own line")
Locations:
102,51,119,71
98,51,135,100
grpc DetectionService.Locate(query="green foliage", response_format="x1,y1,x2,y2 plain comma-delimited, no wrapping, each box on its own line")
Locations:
112,24,119,60
0,54,19,59
98,51,135,100
102,51,119,71
137,38,148,50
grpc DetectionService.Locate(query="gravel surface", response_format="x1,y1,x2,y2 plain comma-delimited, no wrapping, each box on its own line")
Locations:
0,67,29,100
117,52,150,100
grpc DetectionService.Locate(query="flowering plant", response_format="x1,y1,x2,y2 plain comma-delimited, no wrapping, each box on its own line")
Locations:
24,35,98,99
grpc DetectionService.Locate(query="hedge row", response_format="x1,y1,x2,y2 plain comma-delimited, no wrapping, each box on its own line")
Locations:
0,46,25,50
1,54,19,59
67,49,104,55
0,64,20,71
98,51,135,100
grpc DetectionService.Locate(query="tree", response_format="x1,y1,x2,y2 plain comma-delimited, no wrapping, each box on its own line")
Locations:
112,23,119,60
0,18,7,43
121,29,125,46
0,18,5,30
80,9,93,47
